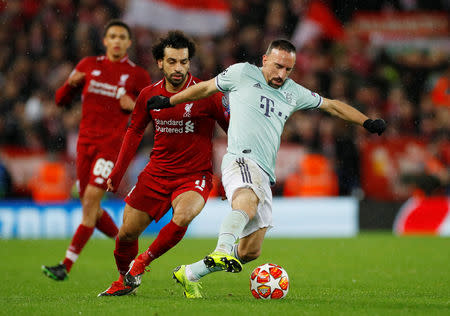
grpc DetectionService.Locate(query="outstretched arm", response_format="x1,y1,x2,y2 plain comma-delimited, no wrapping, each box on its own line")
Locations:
107,90,151,192
320,97,386,135
147,78,219,109
171,78,219,104
320,98,368,125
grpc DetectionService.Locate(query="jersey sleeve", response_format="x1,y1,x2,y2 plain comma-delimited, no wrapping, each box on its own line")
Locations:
210,92,229,133
131,68,151,98
108,88,152,191
55,81,78,106
54,58,90,106
215,63,246,92
75,57,91,72
293,82,323,111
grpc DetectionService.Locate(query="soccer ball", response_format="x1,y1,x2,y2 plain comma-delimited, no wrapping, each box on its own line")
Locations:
249,263,289,299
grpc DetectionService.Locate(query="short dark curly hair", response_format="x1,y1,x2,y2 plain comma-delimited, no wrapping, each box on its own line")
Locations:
265,39,296,55
152,31,196,61
103,19,131,39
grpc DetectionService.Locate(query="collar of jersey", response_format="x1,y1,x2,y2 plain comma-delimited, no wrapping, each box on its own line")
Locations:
103,54,129,64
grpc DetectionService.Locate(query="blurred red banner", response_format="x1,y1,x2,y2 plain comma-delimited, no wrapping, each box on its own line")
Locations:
352,12,449,39
124,0,230,36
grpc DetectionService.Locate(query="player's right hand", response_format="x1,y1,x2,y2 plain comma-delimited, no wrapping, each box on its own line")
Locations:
68,71,86,87
106,178,114,192
363,118,387,135
147,95,173,110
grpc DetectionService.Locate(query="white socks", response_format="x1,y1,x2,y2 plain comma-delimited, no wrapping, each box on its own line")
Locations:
186,259,222,282
186,209,250,282
214,209,249,254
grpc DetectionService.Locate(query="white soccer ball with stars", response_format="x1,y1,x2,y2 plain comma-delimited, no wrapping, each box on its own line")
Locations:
250,263,289,299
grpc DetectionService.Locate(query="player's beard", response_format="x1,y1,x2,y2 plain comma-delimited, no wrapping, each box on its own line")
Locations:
111,52,122,60
268,77,283,89
165,70,187,88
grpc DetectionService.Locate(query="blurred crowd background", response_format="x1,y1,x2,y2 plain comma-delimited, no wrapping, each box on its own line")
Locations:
0,0,448,201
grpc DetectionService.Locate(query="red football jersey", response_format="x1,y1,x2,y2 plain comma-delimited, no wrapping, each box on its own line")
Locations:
56,55,150,148
109,73,229,188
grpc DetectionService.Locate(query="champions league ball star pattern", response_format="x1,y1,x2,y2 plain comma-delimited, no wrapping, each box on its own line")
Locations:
250,263,289,299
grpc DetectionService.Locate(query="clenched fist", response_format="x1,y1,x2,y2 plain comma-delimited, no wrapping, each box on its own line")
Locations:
363,119,387,135
68,70,86,87
147,95,173,110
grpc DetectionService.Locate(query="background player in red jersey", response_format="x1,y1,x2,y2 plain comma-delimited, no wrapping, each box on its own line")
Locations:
98,31,229,297
42,20,151,281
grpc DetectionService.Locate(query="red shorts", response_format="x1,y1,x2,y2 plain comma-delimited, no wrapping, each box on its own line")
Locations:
76,143,119,197
125,170,213,222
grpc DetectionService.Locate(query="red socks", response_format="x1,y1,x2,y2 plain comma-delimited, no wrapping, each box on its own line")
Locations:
64,220,186,276
96,210,119,238
114,238,139,275
140,220,187,265
62,211,117,273
63,224,94,272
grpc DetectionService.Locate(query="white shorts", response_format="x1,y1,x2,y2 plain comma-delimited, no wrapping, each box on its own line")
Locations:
222,157,273,238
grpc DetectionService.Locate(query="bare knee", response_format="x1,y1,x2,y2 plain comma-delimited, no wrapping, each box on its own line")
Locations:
80,186,105,226
118,204,152,240
172,191,205,227
172,207,199,227
232,188,259,219
81,198,101,226
81,191,102,214
118,227,140,241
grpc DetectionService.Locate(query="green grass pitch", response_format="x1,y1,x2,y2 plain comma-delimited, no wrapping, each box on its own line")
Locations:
1,234,449,315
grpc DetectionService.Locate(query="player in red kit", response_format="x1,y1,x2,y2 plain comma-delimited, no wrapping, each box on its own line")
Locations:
42,20,151,281
98,31,229,296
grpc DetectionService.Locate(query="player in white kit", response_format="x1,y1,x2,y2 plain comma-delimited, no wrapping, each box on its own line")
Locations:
147,39,386,298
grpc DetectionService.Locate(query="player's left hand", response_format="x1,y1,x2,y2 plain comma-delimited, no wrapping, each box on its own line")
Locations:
119,94,135,111
147,95,173,110
363,119,387,135
68,70,86,87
